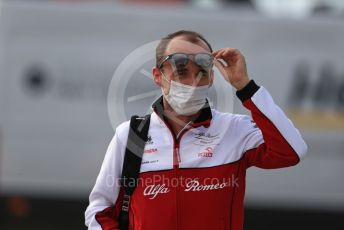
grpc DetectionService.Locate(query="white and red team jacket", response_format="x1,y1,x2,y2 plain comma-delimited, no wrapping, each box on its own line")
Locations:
85,80,308,230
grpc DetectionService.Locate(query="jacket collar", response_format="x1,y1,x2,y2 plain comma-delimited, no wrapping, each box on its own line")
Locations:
151,95,212,128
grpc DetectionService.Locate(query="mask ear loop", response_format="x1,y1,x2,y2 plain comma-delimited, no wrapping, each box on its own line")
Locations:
187,55,213,88
159,69,172,98
193,59,215,88
208,58,217,88
206,67,213,88
192,70,205,87
159,59,172,96
159,58,174,83
160,69,169,83
213,58,230,83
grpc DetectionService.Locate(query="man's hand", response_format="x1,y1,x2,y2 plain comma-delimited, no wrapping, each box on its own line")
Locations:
212,48,250,90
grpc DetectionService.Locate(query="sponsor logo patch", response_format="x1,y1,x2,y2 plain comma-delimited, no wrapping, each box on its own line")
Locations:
144,148,158,154
198,147,213,158
193,132,220,146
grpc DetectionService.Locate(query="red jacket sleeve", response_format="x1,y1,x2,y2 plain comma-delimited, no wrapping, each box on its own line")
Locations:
236,80,308,169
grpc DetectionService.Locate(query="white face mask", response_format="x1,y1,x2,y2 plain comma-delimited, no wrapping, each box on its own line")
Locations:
160,72,210,116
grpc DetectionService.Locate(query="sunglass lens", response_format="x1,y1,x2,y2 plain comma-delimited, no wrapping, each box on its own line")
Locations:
171,53,188,67
195,54,213,68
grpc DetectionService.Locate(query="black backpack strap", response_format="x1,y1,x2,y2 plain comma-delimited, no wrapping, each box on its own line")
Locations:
119,114,151,230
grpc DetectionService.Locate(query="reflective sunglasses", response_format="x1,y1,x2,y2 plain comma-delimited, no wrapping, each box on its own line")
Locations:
158,52,214,70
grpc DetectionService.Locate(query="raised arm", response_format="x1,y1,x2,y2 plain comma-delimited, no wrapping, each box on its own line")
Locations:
236,80,308,169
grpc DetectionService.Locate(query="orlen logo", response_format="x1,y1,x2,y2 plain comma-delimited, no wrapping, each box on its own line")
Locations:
144,148,158,154
198,147,213,158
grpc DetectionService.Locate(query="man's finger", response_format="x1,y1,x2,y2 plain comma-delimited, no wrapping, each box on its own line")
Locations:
222,49,241,64
212,49,222,56
212,49,226,59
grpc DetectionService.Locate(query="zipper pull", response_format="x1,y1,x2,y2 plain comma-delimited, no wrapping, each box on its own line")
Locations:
176,148,181,163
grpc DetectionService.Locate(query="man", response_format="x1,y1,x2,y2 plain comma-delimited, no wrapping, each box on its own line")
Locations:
85,30,307,230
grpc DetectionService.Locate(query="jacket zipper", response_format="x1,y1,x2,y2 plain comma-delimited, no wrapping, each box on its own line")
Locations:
173,129,189,230
156,112,191,230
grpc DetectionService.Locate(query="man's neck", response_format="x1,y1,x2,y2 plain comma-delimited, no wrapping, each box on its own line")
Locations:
162,97,200,138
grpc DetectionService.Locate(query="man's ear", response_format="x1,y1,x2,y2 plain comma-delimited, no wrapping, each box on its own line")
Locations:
152,67,162,87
